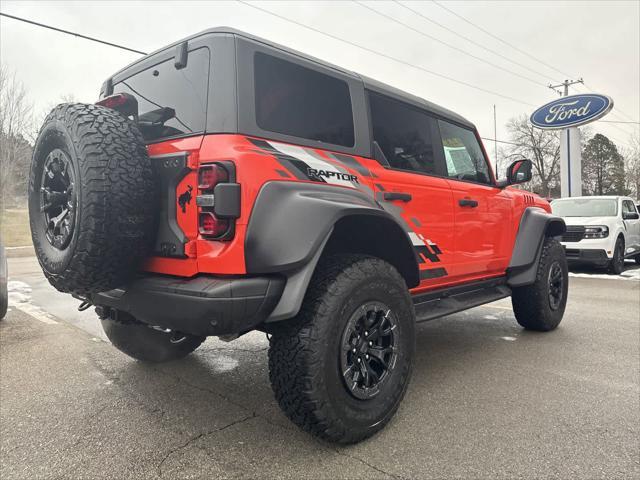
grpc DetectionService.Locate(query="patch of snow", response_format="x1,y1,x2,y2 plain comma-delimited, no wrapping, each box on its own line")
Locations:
500,336,517,341
7,280,58,324
210,354,239,373
569,269,640,281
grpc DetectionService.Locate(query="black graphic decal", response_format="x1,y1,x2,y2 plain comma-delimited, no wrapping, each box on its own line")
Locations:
307,168,358,183
419,267,448,280
178,185,193,213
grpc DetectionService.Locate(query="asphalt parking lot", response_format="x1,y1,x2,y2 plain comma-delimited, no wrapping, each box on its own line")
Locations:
1,255,639,479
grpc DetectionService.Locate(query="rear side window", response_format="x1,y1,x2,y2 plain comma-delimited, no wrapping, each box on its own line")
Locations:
369,93,437,174
438,120,491,185
113,48,210,142
623,200,637,214
254,52,354,147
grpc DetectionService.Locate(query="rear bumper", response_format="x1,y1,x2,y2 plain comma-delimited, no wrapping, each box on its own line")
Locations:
92,274,285,336
564,248,610,266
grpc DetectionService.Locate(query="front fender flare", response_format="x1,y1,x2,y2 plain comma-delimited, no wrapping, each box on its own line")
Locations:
507,207,566,287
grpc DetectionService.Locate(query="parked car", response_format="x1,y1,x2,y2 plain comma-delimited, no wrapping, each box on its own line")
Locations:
28,28,567,443
0,242,7,320
552,196,640,273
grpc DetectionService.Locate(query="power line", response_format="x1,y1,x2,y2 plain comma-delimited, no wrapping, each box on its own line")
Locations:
427,3,639,133
600,120,640,125
581,82,638,123
0,12,147,55
355,1,547,88
431,0,576,80
393,0,553,84
481,136,558,154
237,1,536,107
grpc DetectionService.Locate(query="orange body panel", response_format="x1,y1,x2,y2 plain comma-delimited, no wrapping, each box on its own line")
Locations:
141,133,545,292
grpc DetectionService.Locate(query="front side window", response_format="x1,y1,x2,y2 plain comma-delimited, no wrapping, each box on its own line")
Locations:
438,120,491,185
254,53,354,147
114,48,210,142
369,93,436,174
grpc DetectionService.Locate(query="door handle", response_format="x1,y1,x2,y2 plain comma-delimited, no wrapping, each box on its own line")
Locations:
458,198,478,207
383,192,412,202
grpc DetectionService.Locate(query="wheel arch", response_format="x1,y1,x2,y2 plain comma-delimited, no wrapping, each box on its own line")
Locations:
245,181,420,322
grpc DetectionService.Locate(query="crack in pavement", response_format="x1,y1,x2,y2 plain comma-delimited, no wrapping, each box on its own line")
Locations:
156,413,257,477
332,448,406,480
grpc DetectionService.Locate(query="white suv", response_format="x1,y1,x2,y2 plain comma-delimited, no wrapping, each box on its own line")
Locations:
551,196,640,274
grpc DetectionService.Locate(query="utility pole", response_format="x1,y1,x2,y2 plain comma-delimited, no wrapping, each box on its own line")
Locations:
548,78,584,197
548,78,584,97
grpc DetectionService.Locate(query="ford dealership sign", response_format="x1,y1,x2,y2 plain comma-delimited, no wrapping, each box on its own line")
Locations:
530,94,613,129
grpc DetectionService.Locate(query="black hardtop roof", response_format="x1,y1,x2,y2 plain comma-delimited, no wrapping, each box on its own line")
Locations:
111,27,475,129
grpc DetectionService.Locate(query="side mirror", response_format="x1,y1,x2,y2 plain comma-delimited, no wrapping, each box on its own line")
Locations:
498,159,533,187
623,211,640,220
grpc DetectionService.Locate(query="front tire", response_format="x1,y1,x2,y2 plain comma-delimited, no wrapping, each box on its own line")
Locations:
268,254,415,444
511,238,568,331
608,237,625,274
100,312,205,363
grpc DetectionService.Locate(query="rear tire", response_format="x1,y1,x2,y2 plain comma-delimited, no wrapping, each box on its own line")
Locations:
28,103,156,295
100,312,205,363
608,237,625,274
268,254,415,444
511,238,568,332
0,254,7,321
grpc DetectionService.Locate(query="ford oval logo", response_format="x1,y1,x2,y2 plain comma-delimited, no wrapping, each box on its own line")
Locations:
530,94,613,129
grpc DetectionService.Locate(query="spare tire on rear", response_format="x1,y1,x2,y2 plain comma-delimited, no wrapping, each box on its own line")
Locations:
28,103,156,295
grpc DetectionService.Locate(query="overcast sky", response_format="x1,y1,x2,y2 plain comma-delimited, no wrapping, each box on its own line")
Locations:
1,0,638,165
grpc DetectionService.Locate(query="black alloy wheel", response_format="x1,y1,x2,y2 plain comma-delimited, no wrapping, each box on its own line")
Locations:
340,302,397,400
40,149,77,250
547,260,564,311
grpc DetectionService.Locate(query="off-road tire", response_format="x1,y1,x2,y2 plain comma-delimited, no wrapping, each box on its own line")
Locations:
0,255,7,321
28,103,156,295
100,312,205,363
512,238,568,331
268,254,415,444
608,237,625,274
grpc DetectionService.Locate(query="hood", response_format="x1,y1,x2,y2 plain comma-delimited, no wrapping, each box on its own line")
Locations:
561,216,615,226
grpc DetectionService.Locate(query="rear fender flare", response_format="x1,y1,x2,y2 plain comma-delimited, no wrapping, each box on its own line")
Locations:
244,181,419,321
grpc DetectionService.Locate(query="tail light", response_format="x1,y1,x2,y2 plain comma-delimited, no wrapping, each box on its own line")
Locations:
197,162,240,240
198,164,228,190
199,212,229,237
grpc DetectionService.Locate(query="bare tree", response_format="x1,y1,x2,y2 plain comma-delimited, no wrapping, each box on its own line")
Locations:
622,133,640,199
503,115,560,197
0,65,34,209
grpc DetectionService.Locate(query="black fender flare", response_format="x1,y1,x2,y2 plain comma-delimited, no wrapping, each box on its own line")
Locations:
506,207,566,287
244,181,419,321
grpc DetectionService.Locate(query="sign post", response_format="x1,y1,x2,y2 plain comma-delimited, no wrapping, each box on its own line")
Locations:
530,93,614,198
560,127,582,197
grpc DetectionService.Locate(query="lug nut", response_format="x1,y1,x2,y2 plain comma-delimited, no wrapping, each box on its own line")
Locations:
357,358,361,363
369,341,373,346
365,354,369,360
365,331,369,336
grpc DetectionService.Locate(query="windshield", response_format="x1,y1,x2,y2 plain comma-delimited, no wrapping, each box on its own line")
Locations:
551,198,618,217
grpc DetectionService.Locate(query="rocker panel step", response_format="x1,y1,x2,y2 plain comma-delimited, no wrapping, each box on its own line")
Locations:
412,278,511,323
